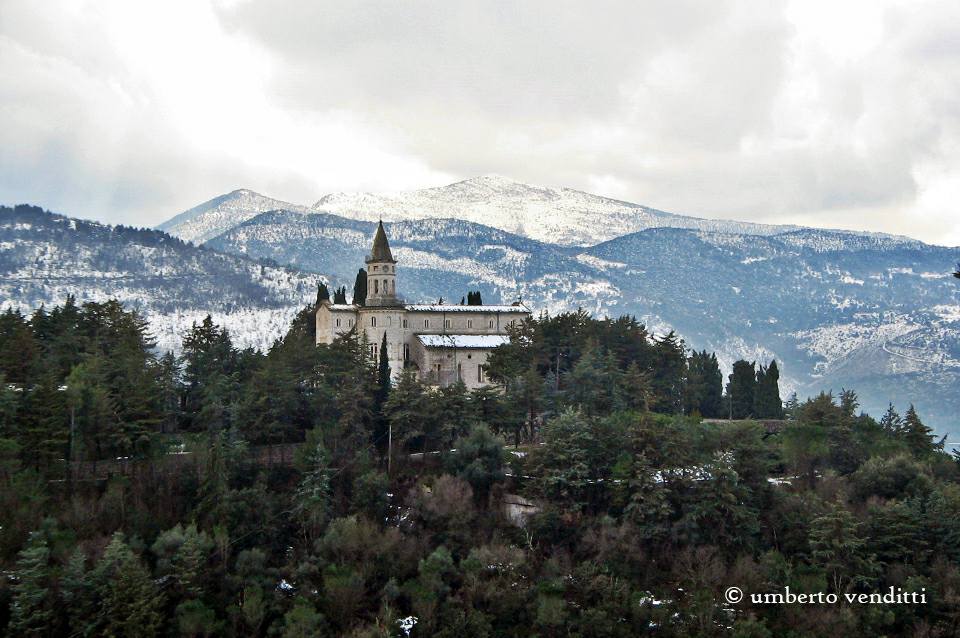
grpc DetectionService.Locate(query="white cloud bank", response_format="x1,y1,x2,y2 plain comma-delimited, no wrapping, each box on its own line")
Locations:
1,0,958,246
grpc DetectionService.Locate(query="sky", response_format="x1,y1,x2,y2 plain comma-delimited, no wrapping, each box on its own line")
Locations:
2,0,959,245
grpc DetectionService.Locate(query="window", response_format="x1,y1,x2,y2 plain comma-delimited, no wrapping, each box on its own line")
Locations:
387,316,392,326
403,343,410,361
348,319,354,327
374,279,379,294
335,318,341,327
467,319,473,329
444,319,451,329
371,316,377,327
424,319,430,328
402,319,408,329
372,265,379,272
457,363,462,381
370,344,377,359
478,364,483,383
488,319,494,328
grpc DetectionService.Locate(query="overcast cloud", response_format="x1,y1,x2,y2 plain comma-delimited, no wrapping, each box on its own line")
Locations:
1,0,959,245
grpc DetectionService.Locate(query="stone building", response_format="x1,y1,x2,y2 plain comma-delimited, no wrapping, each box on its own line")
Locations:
315,221,530,389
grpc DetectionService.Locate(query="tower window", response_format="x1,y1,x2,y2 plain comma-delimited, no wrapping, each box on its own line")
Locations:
374,279,379,294
373,265,379,272
371,316,377,327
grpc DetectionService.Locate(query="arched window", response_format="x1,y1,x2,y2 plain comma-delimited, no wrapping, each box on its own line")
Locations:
374,279,379,294
371,316,377,327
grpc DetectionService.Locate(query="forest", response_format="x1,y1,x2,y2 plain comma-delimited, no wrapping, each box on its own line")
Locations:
0,295,955,637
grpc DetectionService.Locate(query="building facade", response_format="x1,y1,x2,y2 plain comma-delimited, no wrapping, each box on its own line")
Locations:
315,221,530,389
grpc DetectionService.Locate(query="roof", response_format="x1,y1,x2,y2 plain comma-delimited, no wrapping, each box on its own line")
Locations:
366,220,396,263
416,334,511,349
405,304,530,313
322,303,358,311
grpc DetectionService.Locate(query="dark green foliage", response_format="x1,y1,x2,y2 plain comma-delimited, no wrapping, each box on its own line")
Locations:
754,360,783,418
0,299,955,637
333,286,348,304
466,290,483,306
352,268,368,306
316,281,330,304
727,359,756,419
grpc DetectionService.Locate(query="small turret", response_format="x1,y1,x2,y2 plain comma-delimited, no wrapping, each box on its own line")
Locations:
365,220,400,306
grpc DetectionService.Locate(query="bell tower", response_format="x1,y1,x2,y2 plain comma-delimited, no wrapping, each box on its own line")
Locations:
364,220,400,306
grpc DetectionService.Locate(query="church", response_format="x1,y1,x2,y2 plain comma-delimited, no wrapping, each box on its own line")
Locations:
315,222,531,389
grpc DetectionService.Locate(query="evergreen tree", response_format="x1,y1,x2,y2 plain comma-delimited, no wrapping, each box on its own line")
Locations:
726,360,756,419
902,404,935,457
316,281,331,305
809,504,877,594
9,531,55,636
352,268,368,306
333,286,348,304
62,547,94,637
753,360,783,418
879,403,903,435
650,331,686,413
91,532,164,638
0,307,38,384
384,368,430,451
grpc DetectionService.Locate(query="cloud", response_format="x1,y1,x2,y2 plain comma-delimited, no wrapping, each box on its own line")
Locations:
1,0,959,245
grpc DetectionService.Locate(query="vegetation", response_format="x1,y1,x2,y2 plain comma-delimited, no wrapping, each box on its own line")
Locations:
0,299,954,636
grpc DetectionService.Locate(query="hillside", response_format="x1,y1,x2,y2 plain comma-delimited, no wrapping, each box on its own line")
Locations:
207,209,960,435
157,189,313,244
0,204,319,353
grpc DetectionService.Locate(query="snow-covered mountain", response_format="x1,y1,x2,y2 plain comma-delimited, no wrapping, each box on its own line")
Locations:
1,205,319,353
312,175,919,247
158,189,312,244
205,209,960,436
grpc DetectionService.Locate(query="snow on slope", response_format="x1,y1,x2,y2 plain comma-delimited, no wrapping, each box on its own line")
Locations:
158,189,311,244
1,205,318,353
312,175,812,246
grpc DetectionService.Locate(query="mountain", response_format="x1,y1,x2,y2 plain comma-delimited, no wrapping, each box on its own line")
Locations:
1,204,318,353
205,209,960,436
312,175,920,247
158,189,312,244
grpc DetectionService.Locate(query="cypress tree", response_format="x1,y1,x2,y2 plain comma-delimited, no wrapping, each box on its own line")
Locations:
316,282,330,305
333,286,348,305
726,360,756,419
754,360,783,418
352,268,368,306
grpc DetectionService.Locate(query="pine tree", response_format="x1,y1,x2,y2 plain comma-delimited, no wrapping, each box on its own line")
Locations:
879,403,903,435
352,268,368,306
902,404,935,457
9,531,55,636
92,532,164,638
384,368,429,451
62,547,94,637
